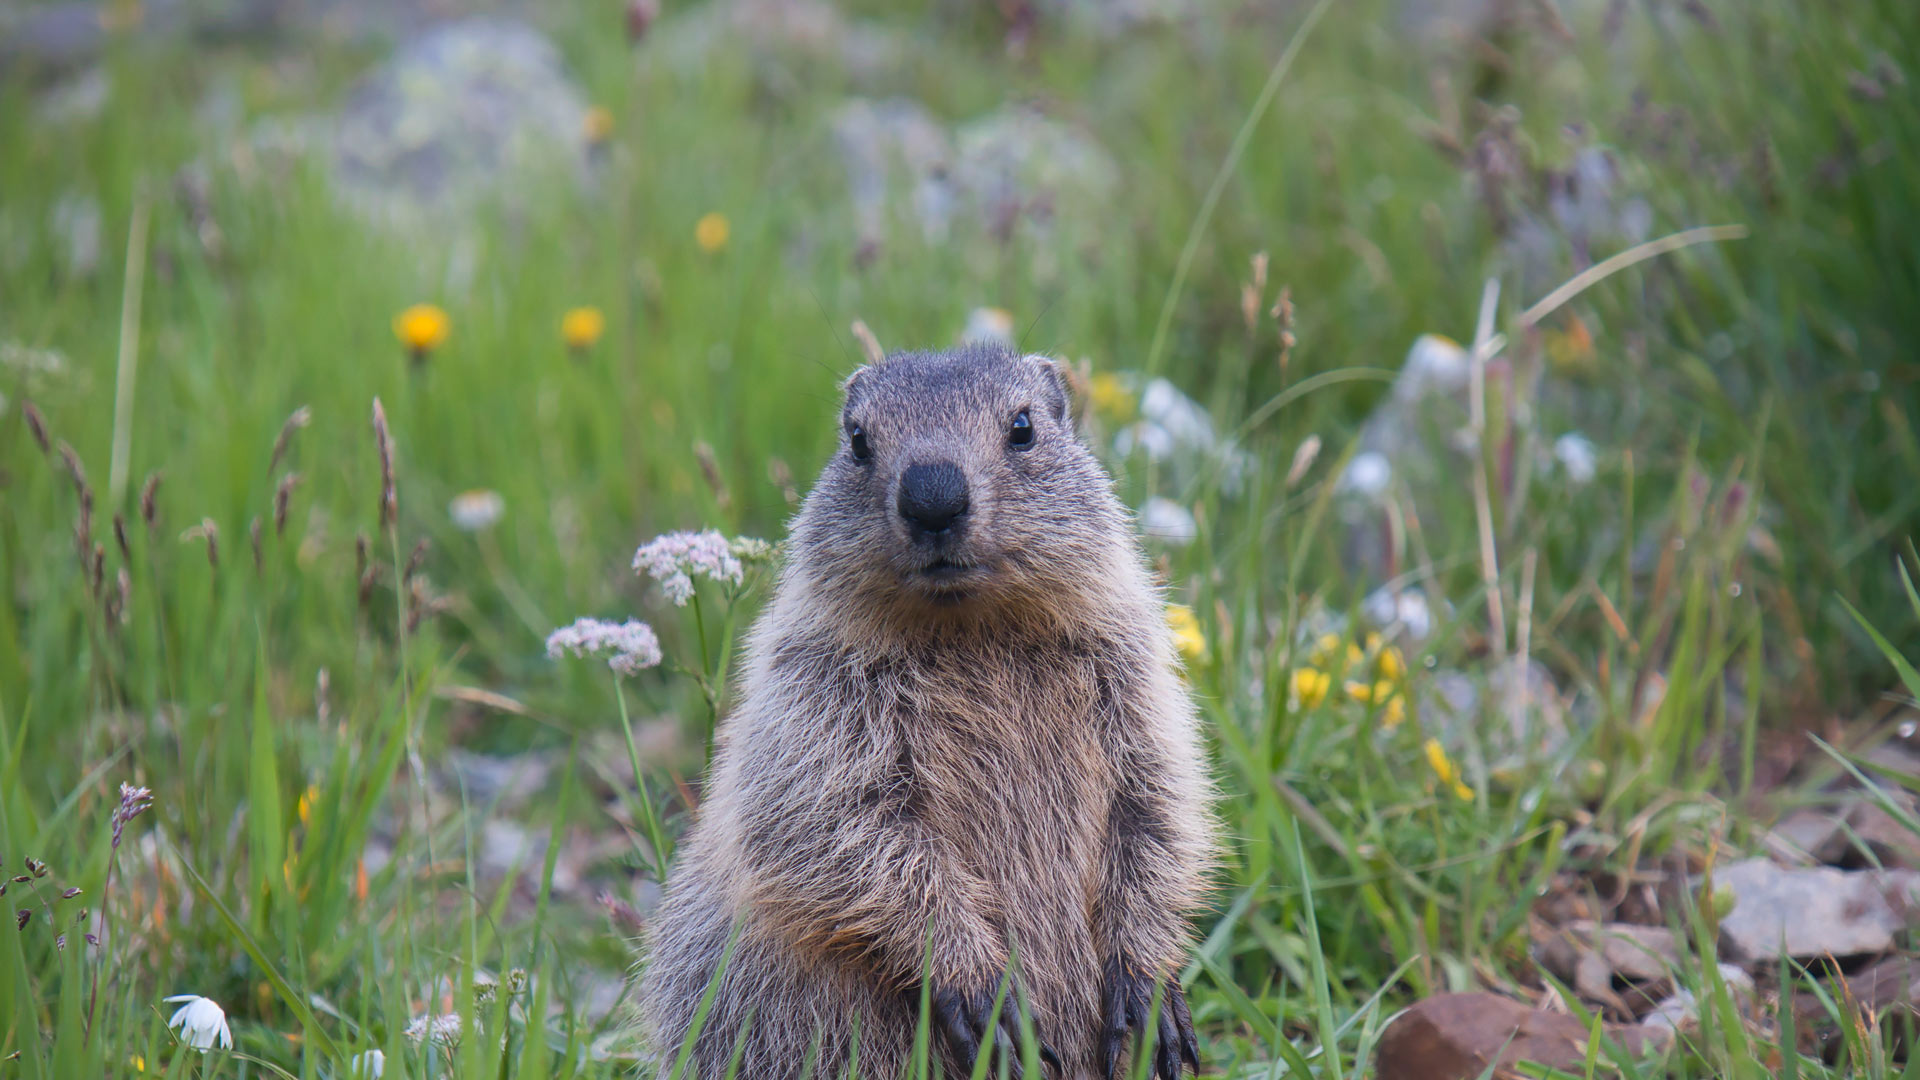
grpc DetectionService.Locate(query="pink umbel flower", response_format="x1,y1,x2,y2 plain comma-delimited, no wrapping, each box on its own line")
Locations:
632,529,743,606
546,617,662,677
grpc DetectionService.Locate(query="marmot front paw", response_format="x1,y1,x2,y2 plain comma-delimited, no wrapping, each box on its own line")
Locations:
1100,957,1198,1079
930,982,1062,1079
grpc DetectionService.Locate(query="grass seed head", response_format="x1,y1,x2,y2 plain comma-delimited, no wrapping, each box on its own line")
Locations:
268,404,311,476
371,398,396,529
113,513,130,562
22,401,49,454
274,472,301,536
139,471,163,532
249,517,263,573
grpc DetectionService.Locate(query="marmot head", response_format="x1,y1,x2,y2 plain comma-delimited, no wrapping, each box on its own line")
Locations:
790,344,1131,623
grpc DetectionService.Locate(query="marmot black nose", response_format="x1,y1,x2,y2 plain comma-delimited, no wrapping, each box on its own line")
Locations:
897,462,969,536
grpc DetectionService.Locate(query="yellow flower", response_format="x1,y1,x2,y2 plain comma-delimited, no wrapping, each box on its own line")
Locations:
1423,737,1474,802
296,783,317,826
1166,604,1206,663
1345,679,1406,729
1088,372,1136,419
1367,634,1406,680
1290,667,1330,709
393,303,450,357
130,1055,146,1073
561,306,606,350
582,105,615,144
695,212,731,253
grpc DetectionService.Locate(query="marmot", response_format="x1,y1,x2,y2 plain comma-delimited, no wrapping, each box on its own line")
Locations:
637,345,1216,1079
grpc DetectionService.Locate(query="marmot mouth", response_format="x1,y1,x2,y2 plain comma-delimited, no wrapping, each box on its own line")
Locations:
919,558,973,578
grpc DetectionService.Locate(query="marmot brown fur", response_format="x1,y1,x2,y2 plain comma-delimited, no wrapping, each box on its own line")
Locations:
636,345,1216,1080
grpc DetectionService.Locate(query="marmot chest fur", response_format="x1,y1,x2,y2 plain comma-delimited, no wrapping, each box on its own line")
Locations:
637,345,1215,1080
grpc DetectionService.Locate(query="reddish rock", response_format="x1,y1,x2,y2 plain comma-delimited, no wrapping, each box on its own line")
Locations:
1376,993,1661,1080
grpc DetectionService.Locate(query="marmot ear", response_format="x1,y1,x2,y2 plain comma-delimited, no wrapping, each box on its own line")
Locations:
1022,354,1073,426
841,365,870,402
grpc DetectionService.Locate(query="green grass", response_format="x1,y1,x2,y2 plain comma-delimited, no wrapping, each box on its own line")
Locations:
0,0,1917,1076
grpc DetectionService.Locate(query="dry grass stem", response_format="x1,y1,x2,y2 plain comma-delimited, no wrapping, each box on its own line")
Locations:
694,441,732,512
108,188,149,506
1469,277,1508,657
850,320,884,366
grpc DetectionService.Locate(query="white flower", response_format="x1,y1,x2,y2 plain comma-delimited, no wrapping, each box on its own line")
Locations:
1553,433,1598,485
632,529,743,606
404,1012,467,1047
1138,497,1197,545
345,1049,386,1078
1362,586,1435,642
1338,451,1393,499
547,617,662,677
960,306,1015,346
448,489,505,531
164,994,233,1052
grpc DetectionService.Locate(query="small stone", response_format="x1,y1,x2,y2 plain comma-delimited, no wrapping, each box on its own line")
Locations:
1711,858,1910,965
1844,956,1920,1015
1640,965,1755,1045
1376,993,1661,1080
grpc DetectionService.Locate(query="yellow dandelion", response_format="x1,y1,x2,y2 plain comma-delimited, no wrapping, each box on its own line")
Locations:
1088,372,1136,419
393,303,450,360
1423,737,1474,801
582,105,615,145
1290,667,1330,709
561,306,606,351
1166,604,1206,663
695,212,731,253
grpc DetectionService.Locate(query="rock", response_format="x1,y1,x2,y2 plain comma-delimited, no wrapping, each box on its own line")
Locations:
1771,796,1920,870
1533,920,1682,1017
33,66,111,129
1711,858,1913,965
1844,956,1920,1015
1580,921,1682,982
1640,964,1756,1046
827,99,1121,281
330,18,591,232
829,98,956,245
438,749,559,812
1376,993,1661,1080
649,0,909,92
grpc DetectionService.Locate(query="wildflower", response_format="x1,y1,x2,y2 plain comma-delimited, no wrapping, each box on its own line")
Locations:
1345,679,1406,729
1554,432,1598,485
1290,667,1331,709
164,994,233,1052
296,784,317,826
633,529,743,605
960,307,1015,347
1166,604,1206,663
1139,497,1197,546
728,535,776,565
345,1049,385,1078
112,782,153,849
448,489,504,532
404,1012,466,1048
694,212,730,253
1423,738,1474,802
546,617,663,677
1088,373,1136,419
561,306,606,351
392,304,450,360
1364,633,1405,679
582,106,615,145
1338,451,1392,499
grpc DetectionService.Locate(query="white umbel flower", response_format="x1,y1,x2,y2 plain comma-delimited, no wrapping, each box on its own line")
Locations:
164,994,233,1052
448,489,505,531
546,617,663,677
632,529,743,605
404,1012,467,1047
1553,432,1598,485
1139,497,1197,546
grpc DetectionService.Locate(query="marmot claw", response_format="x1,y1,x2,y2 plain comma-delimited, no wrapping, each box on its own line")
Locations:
1100,958,1199,1079
931,984,1062,1079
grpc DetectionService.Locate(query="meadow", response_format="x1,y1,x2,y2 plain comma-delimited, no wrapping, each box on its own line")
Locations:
1,0,1918,1076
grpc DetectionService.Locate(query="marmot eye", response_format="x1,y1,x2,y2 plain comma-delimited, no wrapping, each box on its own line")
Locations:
848,425,871,462
1008,409,1035,450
